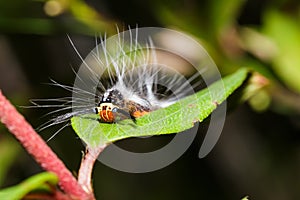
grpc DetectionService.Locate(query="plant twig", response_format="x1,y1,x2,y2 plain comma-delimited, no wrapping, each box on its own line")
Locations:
78,145,107,195
0,90,91,200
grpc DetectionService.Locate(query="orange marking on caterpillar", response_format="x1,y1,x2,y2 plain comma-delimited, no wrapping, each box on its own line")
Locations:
131,110,150,118
99,110,114,123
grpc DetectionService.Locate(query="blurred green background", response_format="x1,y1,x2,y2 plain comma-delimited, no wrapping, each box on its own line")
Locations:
1,0,300,199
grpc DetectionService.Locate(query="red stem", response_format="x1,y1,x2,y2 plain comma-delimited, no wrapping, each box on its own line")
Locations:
78,145,107,195
0,90,91,200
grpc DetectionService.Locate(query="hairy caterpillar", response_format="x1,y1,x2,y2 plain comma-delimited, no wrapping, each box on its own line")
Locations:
30,28,206,141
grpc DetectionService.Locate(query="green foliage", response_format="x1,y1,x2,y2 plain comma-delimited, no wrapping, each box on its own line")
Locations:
0,172,58,200
0,137,20,187
72,68,250,147
241,196,249,200
0,0,116,35
262,10,300,93
209,0,245,34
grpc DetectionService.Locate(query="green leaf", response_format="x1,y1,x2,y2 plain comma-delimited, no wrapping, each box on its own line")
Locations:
262,10,300,93
0,172,58,200
241,196,250,200
72,68,250,147
209,0,246,34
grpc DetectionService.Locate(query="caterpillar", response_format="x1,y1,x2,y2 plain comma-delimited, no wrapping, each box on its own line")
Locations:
30,27,206,141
